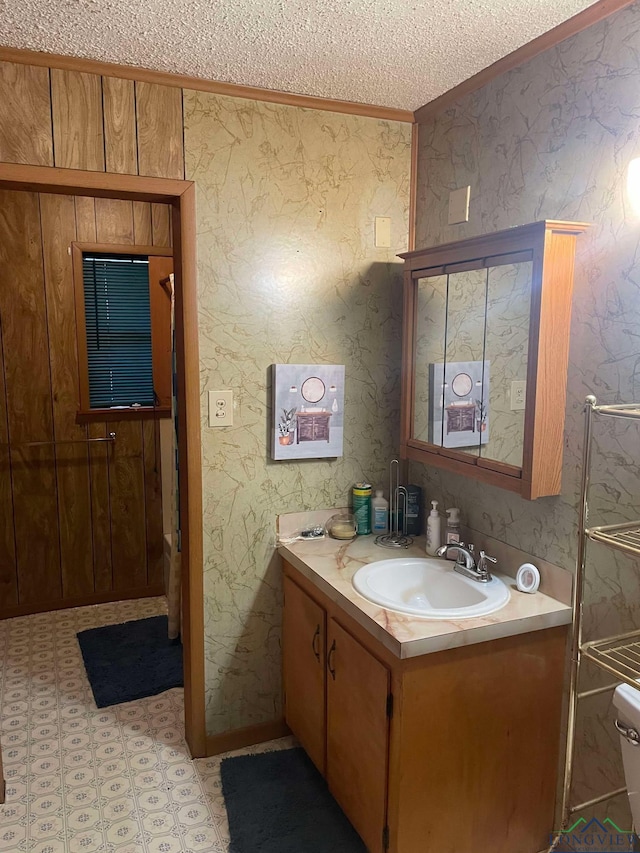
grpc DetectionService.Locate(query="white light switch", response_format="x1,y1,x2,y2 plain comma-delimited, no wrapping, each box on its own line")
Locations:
510,381,527,411
208,390,234,427
448,186,471,225
375,216,391,248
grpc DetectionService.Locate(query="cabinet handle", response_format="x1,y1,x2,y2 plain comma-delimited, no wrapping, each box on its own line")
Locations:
327,639,336,680
311,625,321,662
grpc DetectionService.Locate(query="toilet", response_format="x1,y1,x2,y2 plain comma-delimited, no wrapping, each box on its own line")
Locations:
613,683,640,825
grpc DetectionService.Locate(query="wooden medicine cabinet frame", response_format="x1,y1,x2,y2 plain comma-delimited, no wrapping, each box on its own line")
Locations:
399,220,589,500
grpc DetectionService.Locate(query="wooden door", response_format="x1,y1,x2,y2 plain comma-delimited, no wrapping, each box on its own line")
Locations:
283,576,326,774
0,190,61,607
327,618,390,853
0,189,168,617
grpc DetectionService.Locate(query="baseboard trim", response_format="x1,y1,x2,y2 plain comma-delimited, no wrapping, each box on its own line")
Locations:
206,719,290,756
0,584,166,620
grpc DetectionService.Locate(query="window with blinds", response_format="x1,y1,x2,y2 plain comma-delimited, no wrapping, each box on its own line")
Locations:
82,253,155,409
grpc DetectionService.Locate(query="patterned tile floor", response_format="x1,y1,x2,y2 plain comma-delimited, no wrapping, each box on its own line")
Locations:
0,596,295,852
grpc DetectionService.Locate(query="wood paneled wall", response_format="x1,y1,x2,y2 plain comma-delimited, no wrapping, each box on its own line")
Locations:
0,189,170,617
0,59,184,180
0,59,183,617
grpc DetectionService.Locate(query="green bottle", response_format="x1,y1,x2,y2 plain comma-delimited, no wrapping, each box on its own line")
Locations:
352,483,372,535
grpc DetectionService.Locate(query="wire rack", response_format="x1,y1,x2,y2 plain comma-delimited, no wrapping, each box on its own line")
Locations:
582,629,640,689
586,521,640,558
578,401,640,688
555,395,640,846
594,403,640,420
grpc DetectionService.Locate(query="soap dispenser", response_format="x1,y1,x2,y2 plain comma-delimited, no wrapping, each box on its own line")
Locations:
445,508,461,544
426,501,441,556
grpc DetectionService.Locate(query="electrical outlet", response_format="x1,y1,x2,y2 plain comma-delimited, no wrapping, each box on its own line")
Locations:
208,390,234,427
510,381,526,411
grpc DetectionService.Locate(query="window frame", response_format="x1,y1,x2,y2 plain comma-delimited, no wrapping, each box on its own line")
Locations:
71,242,173,421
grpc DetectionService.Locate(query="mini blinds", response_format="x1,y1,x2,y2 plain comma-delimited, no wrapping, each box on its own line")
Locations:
83,254,154,409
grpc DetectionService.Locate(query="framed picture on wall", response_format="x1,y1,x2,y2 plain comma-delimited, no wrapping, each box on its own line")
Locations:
271,364,345,460
428,360,490,449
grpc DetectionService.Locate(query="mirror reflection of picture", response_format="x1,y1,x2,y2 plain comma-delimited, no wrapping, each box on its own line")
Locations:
271,364,345,460
428,360,490,449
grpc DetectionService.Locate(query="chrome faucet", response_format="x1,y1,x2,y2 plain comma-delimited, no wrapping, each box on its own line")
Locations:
437,543,475,568
436,543,496,583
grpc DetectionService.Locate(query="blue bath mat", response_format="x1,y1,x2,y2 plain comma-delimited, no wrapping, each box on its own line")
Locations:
221,747,366,853
77,615,183,708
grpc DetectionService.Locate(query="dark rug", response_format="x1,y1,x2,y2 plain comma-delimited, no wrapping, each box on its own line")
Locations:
221,747,367,853
77,615,183,708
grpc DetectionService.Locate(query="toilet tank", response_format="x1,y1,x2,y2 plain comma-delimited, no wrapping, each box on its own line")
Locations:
613,683,640,829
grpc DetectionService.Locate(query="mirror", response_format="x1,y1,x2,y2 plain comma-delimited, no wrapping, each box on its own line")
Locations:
301,376,326,404
441,267,487,460
413,261,530,467
483,261,531,468
413,274,446,446
400,221,588,499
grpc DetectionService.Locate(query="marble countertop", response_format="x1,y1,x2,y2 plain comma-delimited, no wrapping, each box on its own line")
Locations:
279,534,572,659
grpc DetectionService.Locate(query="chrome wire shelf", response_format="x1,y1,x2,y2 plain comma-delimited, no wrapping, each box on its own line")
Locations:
592,403,640,420
554,394,640,847
582,629,640,689
586,522,640,558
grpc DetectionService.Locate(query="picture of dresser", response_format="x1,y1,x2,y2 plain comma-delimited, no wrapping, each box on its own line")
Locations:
296,411,332,443
271,364,344,460
445,402,476,435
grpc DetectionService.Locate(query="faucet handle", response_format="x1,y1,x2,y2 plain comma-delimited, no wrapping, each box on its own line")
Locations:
478,551,497,577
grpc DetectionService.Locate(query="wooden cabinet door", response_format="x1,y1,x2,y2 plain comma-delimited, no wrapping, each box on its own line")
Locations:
283,576,326,774
327,618,390,853
312,415,330,441
297,417,314,442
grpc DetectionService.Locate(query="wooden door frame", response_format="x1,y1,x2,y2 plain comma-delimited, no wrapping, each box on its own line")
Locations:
0,162,206,758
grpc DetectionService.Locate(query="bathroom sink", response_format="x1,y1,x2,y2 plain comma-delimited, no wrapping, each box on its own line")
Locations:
352,557,510,619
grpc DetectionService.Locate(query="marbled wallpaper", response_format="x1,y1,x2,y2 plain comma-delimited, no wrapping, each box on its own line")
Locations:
183,92,411,735
413,0,640,822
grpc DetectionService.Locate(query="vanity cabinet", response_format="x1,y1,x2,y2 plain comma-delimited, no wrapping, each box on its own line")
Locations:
399,220,589,499
283,560,568,853
296,411,332,443
283,575,390,852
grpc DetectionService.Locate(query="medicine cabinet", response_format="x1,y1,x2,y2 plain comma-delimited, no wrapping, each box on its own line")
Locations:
399,220,588,500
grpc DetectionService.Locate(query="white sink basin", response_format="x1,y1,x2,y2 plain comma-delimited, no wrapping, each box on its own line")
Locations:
352,557,510,619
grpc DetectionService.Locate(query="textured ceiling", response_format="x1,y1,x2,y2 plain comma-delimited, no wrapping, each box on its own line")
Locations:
0,0,598,111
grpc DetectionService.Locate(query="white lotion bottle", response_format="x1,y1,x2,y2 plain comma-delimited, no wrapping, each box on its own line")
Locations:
372,490,389,534
426,501,441,555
